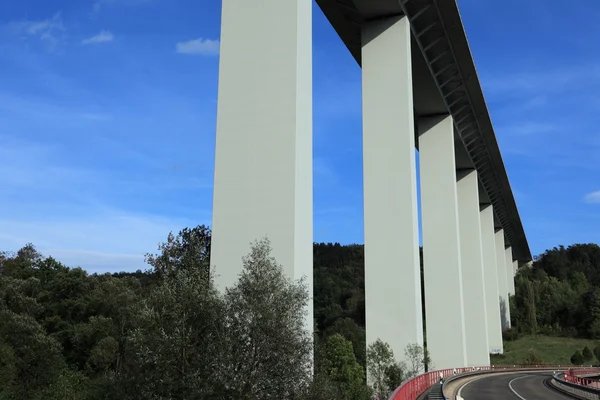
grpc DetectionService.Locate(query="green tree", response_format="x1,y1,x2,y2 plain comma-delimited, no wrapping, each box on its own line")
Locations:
301,374,341,399
0,339,18,397
522,277,538,335
522,349,544,365
366,339,408,398
384,362,406,394
571,350,584,365
367,339,395,397
123,258,223,399
0,310,67,399
404,343,430,377
583,346,594,363
219,238,313,399
324,317,366,367
319,334,366,399
144,225,211,278
35,368,90,400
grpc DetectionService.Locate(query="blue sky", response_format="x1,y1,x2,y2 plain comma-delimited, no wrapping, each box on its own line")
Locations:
1,0,599,273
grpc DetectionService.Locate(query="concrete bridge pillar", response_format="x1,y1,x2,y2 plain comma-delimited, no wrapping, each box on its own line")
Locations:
210,0,314,333
506,255,517,296
480,205,503,354
419,115,467,370
506,248,516,296
505,247,515,327
495,231,510,330
362,15,424,365
456,170,490,366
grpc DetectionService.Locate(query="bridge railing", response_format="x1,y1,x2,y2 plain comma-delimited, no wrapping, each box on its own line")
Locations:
387,364,575,400
552,369,600,398
387,366,490,400
563,368,600,389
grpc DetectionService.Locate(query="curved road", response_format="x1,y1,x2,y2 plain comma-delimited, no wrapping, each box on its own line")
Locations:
458,372,573,400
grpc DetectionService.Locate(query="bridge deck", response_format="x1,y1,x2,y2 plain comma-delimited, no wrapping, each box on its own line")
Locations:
315,0,531,262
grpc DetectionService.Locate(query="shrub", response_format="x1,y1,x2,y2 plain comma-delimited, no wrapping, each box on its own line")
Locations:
522,349,544,366
571,350,584,365
502,328,519,341
583,346,594,363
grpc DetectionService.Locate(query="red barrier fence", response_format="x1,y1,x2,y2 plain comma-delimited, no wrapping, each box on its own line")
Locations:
564,368,600,390
388,366,490,400
568,367,600,377
388,365,581,400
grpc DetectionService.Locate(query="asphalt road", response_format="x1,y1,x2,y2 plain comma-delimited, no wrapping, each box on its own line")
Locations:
458,372,574,400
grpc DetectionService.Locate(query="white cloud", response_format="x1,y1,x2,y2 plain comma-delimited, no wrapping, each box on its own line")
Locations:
9,12,65,50
584,191,600,204
82,30,114,45
176,38,220,56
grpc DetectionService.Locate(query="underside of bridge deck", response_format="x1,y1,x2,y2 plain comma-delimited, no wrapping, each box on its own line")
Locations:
315,0,531,263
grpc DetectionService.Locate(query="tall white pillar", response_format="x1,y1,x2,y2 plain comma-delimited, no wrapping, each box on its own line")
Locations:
504,247,514,328
480,206,503,354
506,248,515,296
513,260,518,278
362,16,423,368
419,115,467,369
457,170,490,367
211,0,313,333
495,231,509,330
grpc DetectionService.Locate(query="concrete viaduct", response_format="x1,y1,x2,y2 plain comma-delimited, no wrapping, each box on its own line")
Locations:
209,0,532,371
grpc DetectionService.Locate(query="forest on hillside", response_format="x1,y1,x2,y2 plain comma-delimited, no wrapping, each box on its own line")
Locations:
2,224,600,399
511,243,600,339
0,226,423,400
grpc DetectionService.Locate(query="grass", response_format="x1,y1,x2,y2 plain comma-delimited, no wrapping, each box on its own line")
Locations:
490,335,600,366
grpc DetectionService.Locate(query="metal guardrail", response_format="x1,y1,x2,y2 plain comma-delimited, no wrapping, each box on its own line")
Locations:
552,370,600,399
563,369,600,390
387,365,578,400
387,366,491,400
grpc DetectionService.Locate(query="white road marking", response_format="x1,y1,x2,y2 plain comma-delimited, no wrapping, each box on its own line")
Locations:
508,375,530,400
458,372,546,399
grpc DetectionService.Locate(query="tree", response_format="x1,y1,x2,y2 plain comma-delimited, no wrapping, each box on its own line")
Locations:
522,349,544,365
571,350,584,365
319,334,367,399
583,346,594,363
0,310,67,398
12,234,600,398
384,362,407,394
367,339,395,397
366,339,409,398
301,374,341,400
218,238,313,399
123,260,224,399
144,225,211,278
404,343,430,377
523,278,538,335
0,243,42,278
36,368,90,400
324,317,366,368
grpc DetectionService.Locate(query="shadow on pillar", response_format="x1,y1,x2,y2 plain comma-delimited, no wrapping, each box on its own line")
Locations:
499,297,509,330
420,247,431,372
